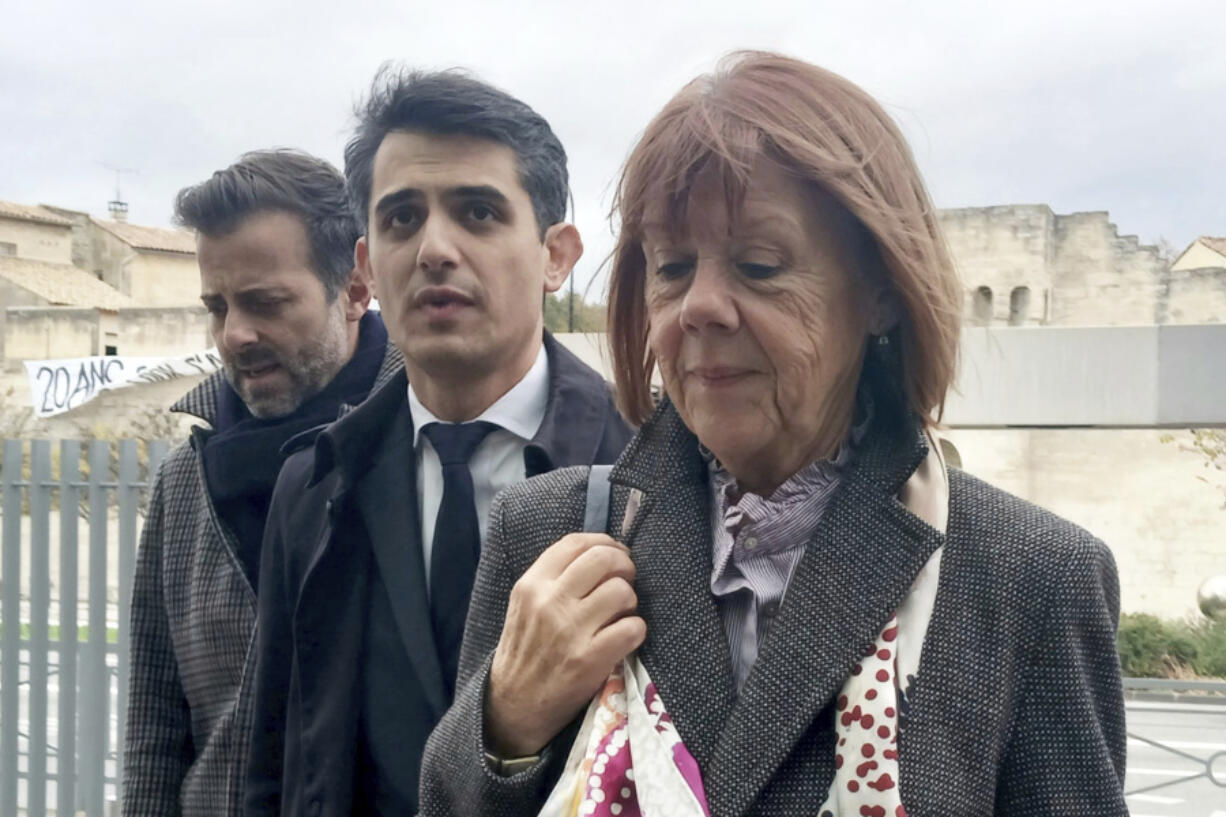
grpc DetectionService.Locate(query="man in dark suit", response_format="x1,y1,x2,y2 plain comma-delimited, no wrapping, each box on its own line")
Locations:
243,69,633,817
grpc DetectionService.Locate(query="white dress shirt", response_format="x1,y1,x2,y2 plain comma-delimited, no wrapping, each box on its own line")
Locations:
408,343,549,591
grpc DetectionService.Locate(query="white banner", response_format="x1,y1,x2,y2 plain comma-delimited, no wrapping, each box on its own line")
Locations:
24,349,224,418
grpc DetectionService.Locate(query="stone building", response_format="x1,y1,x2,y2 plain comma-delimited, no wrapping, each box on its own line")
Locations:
40,205,201,307
0,198,207,371
0,201,75,264
940,206,1226,327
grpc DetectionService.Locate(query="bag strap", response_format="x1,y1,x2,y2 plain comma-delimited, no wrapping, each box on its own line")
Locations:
583,464,614,533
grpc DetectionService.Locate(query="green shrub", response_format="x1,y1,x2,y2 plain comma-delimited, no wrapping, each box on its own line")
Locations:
1118,612,1226,678
1190,617,1226,677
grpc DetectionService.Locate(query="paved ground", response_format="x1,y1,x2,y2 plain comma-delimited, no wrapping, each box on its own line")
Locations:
1125,701,1226,817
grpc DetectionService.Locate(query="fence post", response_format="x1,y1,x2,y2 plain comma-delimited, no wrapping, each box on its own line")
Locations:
81,440,110,817
28,440,53,816
115,440,140,803
1,439,24,817
60,440,81,815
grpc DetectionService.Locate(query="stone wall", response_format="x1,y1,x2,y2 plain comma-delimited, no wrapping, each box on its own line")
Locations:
116,306,209,356
939,205,1054,326
2,307,98,366
41,206,94,269
1161,267,1226,325
0,217,73,265
89,225,135,294
938,206,1213,327
0,278,49,309
1,305,209,371
945,428,1226,619
1049,212,1167,326
125,251,202,307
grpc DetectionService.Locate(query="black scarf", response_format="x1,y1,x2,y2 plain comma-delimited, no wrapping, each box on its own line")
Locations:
203,311,388,587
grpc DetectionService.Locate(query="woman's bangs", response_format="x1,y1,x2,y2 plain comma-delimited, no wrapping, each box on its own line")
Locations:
626,103,764,240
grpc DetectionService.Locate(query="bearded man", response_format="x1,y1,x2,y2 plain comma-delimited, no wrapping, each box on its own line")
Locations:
124,149,402,816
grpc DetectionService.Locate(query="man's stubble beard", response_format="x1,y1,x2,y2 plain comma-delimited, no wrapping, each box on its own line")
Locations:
230,304,351,420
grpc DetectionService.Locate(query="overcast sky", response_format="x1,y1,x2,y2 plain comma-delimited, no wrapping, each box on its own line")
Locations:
3,0,1223,294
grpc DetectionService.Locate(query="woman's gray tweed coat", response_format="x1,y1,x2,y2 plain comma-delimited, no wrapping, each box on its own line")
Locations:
419,399,1128,816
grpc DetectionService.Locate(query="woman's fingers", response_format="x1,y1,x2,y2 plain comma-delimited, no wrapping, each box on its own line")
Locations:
589,613,647,660
485,533,644,758
579,576,639,628
558,543,637,600
525,532,625,582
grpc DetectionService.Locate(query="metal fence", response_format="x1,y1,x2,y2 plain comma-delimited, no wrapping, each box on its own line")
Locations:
0,438,168,817
1122,677,1226,801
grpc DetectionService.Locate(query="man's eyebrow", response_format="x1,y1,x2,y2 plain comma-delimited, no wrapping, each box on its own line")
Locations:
446,185,510,205
234,286,291,299
373,188,421,219
200,287,290,305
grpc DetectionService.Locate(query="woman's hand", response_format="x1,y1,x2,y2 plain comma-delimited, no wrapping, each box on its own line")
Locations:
484,533,646,757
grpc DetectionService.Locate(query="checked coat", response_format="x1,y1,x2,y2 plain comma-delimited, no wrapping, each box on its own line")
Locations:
122,344,402,817
419,398,1129,817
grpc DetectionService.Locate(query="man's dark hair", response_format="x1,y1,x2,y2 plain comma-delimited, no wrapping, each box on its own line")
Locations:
174,149,360,299
344,67,569,239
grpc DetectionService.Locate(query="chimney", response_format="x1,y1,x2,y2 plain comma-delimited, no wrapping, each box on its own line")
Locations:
107,198,128,222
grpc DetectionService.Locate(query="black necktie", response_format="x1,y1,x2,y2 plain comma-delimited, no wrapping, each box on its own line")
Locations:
421,420,499,696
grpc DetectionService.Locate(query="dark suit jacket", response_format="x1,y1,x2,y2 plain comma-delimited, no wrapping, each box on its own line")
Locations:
243,334,633,817
419,399,1128,817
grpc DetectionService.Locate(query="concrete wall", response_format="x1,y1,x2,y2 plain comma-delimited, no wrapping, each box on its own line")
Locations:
0,218,73,265
945,428,1226,619
947,325,1226,428
126,251,201,307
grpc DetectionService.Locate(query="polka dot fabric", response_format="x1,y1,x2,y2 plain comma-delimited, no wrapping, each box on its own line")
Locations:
542,617,918,817
539,658,710,817
818,613,906,817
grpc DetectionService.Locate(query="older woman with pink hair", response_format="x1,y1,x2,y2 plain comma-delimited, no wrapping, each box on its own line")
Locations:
419,52,1127,816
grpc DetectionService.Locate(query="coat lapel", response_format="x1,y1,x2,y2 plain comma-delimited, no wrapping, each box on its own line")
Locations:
610,404,737,770
351,401,449,718
704,420,944,816
523,332,619,475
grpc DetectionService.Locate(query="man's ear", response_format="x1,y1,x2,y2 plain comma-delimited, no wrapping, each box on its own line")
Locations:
343,237,374,320
541,223,583,294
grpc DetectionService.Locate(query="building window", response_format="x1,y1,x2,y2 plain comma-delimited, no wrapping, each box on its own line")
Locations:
104,345,118,356
0,241,15,256
1009,286,1031,326
973,286,993,324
